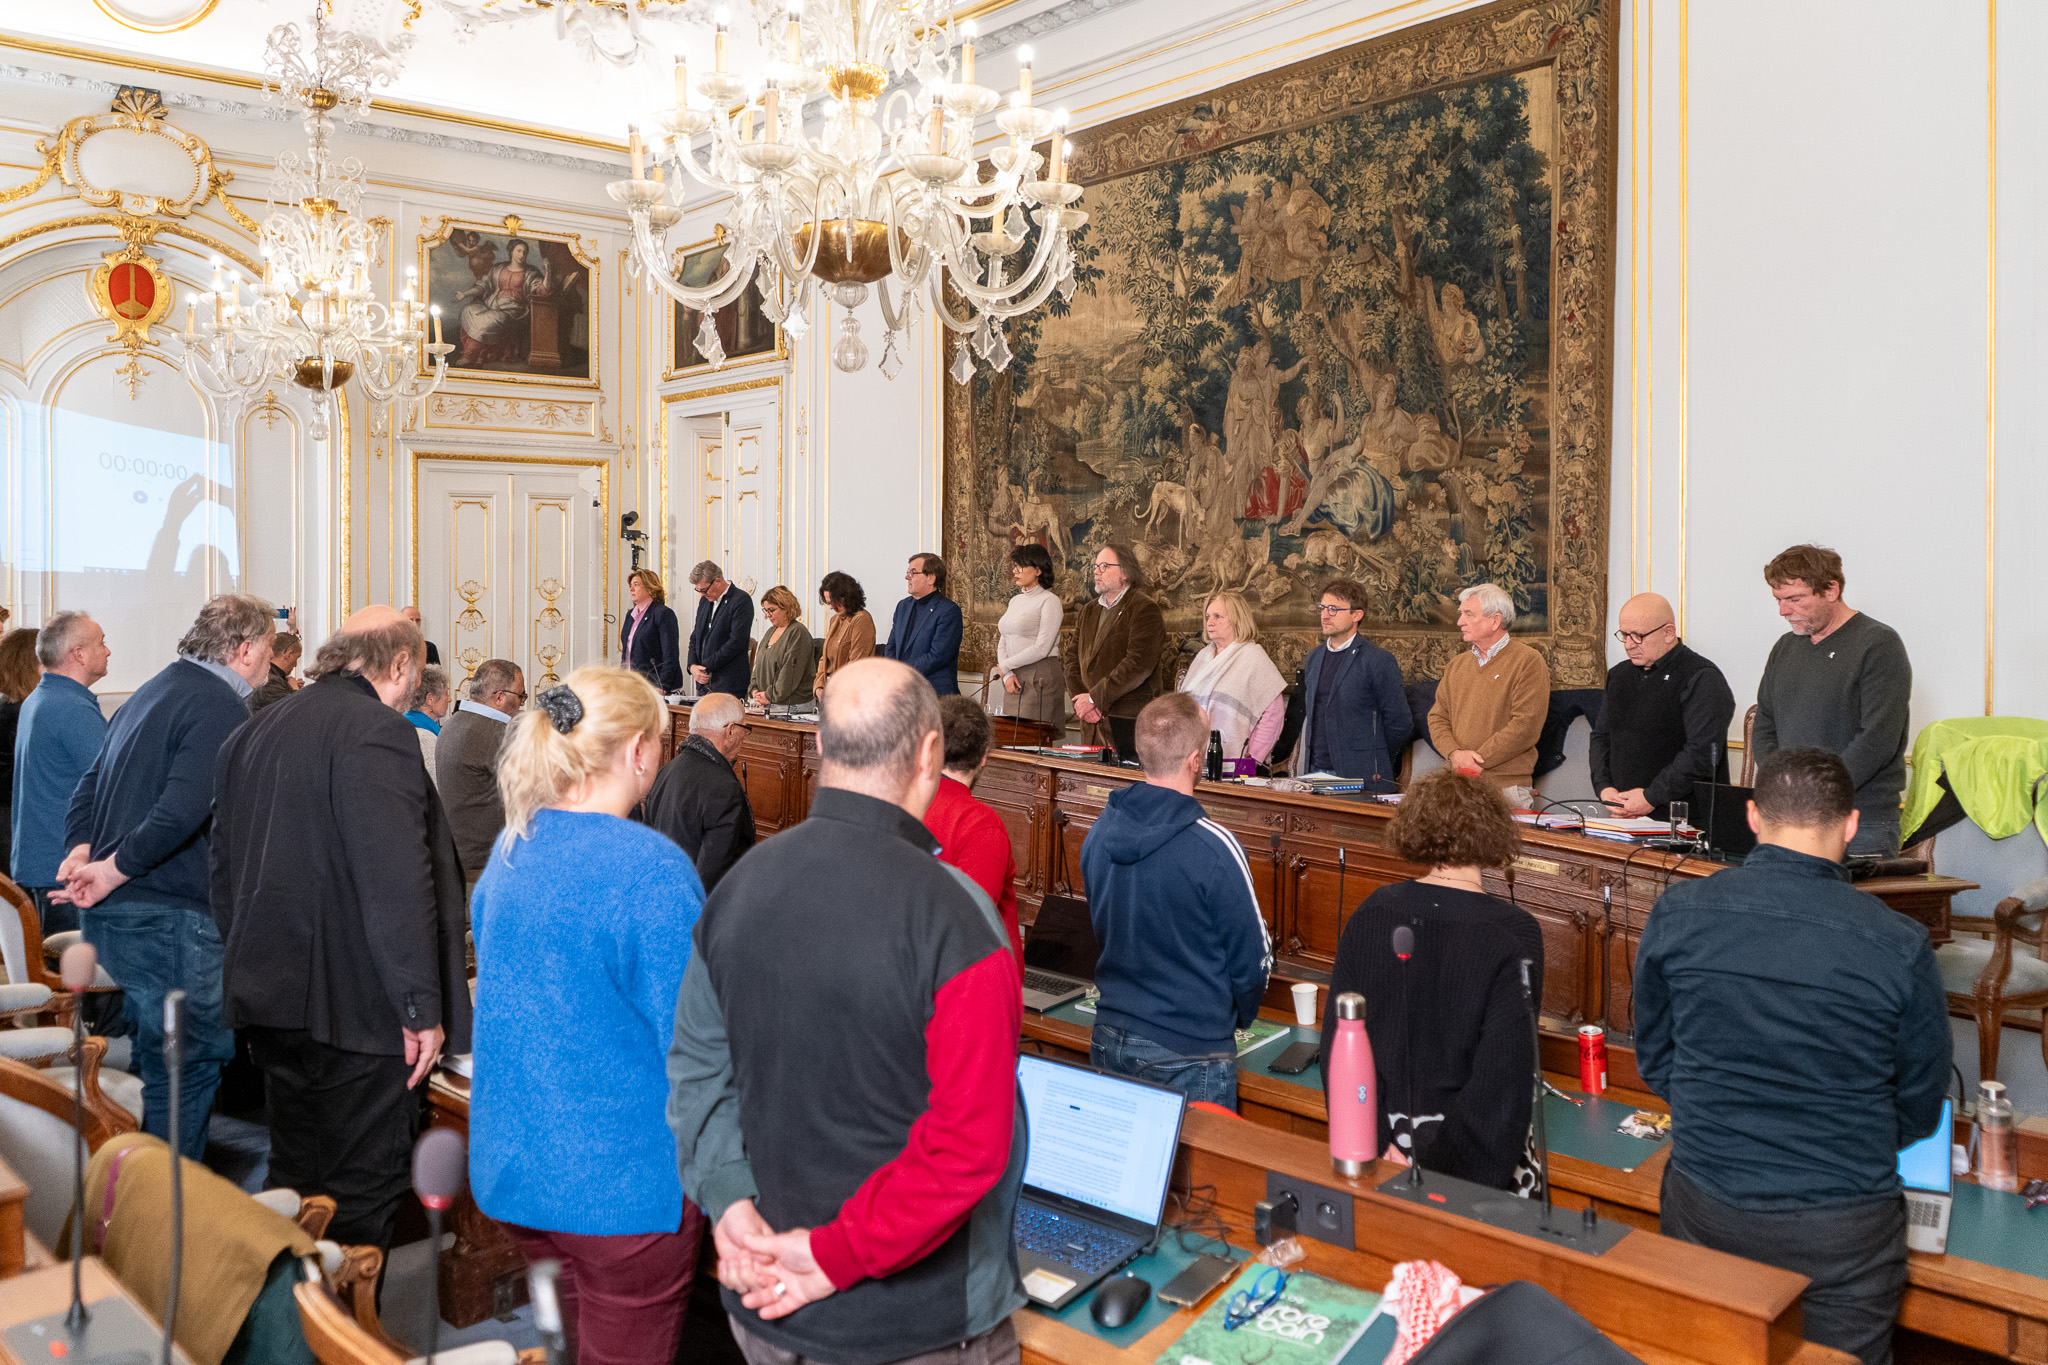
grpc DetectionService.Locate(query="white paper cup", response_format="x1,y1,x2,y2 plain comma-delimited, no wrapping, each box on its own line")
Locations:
1291,982,1318,1026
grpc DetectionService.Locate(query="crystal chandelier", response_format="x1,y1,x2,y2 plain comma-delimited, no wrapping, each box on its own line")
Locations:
178,7,448,438
413,0,697,70
609,1,1085,380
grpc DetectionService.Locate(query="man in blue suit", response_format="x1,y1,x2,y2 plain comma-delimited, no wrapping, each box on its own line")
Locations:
687,560,755,699
883,552,962,695
1296,577,1412,791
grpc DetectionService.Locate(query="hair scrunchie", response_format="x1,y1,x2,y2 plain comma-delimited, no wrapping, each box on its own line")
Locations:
536,685,584,734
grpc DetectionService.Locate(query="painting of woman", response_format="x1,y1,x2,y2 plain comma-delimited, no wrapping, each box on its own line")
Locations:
456,238,550,367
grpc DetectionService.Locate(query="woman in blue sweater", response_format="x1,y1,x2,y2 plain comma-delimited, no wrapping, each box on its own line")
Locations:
469,664,706,1365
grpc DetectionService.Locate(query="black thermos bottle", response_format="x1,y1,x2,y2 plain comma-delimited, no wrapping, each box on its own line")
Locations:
1206,730,1224,782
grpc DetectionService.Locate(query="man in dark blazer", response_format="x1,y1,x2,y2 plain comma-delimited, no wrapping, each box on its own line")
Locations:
1296,577,1412,791
641,691,756,891
436,658,525,883
210,606,471,1250
686,560,754,699
883,551,963,695
1063,543,1166,749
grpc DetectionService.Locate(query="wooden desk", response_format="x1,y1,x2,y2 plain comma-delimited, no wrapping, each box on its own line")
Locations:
424,1073,533,1329
666,708,1975,1035
1018,1108,1854,1365
1028,1005,2048,1364
0,1258,190,1363
0,1156,28,1281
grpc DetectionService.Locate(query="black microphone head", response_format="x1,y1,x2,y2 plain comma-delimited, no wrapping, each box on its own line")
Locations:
1391,925,1414,961
59,942,97,994
412,1128,467,1210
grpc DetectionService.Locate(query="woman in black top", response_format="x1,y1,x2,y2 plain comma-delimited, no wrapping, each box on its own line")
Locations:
1320,768,1544,1193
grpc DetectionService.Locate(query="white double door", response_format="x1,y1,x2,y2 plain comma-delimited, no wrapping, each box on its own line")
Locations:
415,457,604,690
680,391,779,602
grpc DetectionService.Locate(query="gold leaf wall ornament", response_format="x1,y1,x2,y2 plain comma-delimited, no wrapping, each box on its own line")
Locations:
87,241,173,354
113,354,150,399
251,389,289,430
454,578,488,633
533,643,563,688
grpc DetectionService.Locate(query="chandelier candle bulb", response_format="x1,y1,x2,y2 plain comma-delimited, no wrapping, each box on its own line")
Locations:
928,92,945,155
716,8,730,73
675,56,689,107
763,88,780,145
961,21,976,83
629,126,645,179
431,305,442,346
785,1,802,65
1018,46,1033,103
185,297,195,334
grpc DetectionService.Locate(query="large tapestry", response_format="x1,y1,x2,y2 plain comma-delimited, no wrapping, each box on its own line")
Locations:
943,0,1617,685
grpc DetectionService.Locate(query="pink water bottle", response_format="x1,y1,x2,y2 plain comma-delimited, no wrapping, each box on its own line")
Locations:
1327,991,1376,1176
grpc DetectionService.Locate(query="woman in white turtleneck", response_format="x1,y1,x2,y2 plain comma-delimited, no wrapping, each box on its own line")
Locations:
989,542,1064,723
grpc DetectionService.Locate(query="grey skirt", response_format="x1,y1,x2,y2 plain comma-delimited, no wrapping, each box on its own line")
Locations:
991,654,1065,722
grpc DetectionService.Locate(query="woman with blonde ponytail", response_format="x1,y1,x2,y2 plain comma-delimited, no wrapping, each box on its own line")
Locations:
467,664,708,1365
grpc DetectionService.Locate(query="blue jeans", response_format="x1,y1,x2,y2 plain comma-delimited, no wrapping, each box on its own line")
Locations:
1849,812,1901,858
1090,1024,1238,1110
81,900,234,1160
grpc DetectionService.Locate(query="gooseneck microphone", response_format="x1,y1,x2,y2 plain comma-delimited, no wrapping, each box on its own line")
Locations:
1517,958,1555,1231
529,1259,567,1365
413,1128,469,1364
161,989,186,1365
61,943,95,1333
1390,925,1422,1188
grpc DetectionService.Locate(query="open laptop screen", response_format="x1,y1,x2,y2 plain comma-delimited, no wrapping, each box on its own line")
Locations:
1018,1055,1185,1227
1897,1098,1953,1194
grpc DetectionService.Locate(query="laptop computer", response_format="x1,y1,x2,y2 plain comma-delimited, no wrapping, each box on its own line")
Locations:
1020,894,1101,1012
1692,780,1758,859
1899,1097,1954,1254
1014,1055,1187,1310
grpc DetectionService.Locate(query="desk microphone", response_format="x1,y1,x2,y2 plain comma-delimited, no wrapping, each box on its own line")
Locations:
413,1129,468,1364
161,989,186,1365
1391,926,1422,1189
1527,793,1590,835
62,944,94,1332
0,944,169,1360
1520,958,1597,1242
529,1259,566,1365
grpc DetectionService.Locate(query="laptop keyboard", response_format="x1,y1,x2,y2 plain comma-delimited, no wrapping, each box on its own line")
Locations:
1023,970,1083,997
1015,1203,1139,1275
1906,1194,1945,1229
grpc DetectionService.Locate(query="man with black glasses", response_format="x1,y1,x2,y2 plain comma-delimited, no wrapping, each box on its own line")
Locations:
1589,591,1735,818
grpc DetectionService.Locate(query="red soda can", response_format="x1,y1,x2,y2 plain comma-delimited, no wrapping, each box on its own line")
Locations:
1578,1025,1607,1095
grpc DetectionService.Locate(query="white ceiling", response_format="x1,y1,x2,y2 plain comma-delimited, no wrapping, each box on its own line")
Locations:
4,0,1061,148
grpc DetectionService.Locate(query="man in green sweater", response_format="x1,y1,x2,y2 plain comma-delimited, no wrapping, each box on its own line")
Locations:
1752,545,1912,856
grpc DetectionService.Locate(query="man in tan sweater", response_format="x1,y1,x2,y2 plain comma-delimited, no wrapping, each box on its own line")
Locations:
1427,582,1550,791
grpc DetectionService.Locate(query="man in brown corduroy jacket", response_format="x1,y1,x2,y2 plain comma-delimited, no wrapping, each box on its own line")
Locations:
1427,582,1549,792
1063,543,1167,751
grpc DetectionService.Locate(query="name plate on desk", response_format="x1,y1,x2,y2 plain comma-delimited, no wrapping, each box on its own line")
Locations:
1329,823,1380,844
1513,855,1562,877
1085,785,1113,798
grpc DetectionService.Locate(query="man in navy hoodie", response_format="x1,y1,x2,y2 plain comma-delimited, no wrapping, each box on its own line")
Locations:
54,593,275,1158
1084,692,1272,1108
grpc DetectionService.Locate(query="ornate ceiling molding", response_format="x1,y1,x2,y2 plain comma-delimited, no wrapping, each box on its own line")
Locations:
971,0,1144,55
0,64,622,177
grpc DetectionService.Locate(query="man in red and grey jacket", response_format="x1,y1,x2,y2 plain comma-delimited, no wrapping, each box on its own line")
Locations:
668,657,1026,1365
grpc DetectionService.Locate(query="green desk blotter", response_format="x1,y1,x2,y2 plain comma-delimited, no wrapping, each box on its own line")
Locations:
1028,1241,1219,1346
1540,1090,1669,1172
1335,1314,1399,1365
1943,1181,2048,1279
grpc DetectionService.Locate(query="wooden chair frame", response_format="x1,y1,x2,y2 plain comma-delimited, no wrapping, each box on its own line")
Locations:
0,1039,136,1146
1949,888,2048,1084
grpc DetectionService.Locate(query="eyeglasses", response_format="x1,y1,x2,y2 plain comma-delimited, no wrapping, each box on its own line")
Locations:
497,689,529,705
1223,1266,1288,1331
1315,604,1359,615
1614,625,1671,646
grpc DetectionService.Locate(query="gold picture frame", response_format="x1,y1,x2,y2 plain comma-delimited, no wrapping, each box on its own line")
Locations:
662,229,787,381
418,213,601,389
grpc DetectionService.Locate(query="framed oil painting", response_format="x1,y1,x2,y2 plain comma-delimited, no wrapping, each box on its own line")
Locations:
420,215,599,387
943,0,1617,686
666,234,785,378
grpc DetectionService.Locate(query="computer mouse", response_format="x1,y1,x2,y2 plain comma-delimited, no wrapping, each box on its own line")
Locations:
1090,1273,1151,1329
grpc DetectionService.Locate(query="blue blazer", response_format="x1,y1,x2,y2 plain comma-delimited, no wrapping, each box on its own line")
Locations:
883,593,962,695
1298,637,1413,791
621,602,683,692
687,586,754,699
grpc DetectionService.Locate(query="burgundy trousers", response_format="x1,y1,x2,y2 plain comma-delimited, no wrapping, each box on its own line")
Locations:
505,1199,708,1365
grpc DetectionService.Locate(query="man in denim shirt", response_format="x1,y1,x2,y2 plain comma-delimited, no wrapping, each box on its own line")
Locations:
1635,748,1949,1365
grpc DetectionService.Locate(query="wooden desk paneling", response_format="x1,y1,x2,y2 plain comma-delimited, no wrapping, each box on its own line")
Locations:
664,709,1973,1031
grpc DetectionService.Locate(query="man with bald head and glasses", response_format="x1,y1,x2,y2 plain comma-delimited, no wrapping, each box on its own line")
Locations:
1589,592,1735,819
